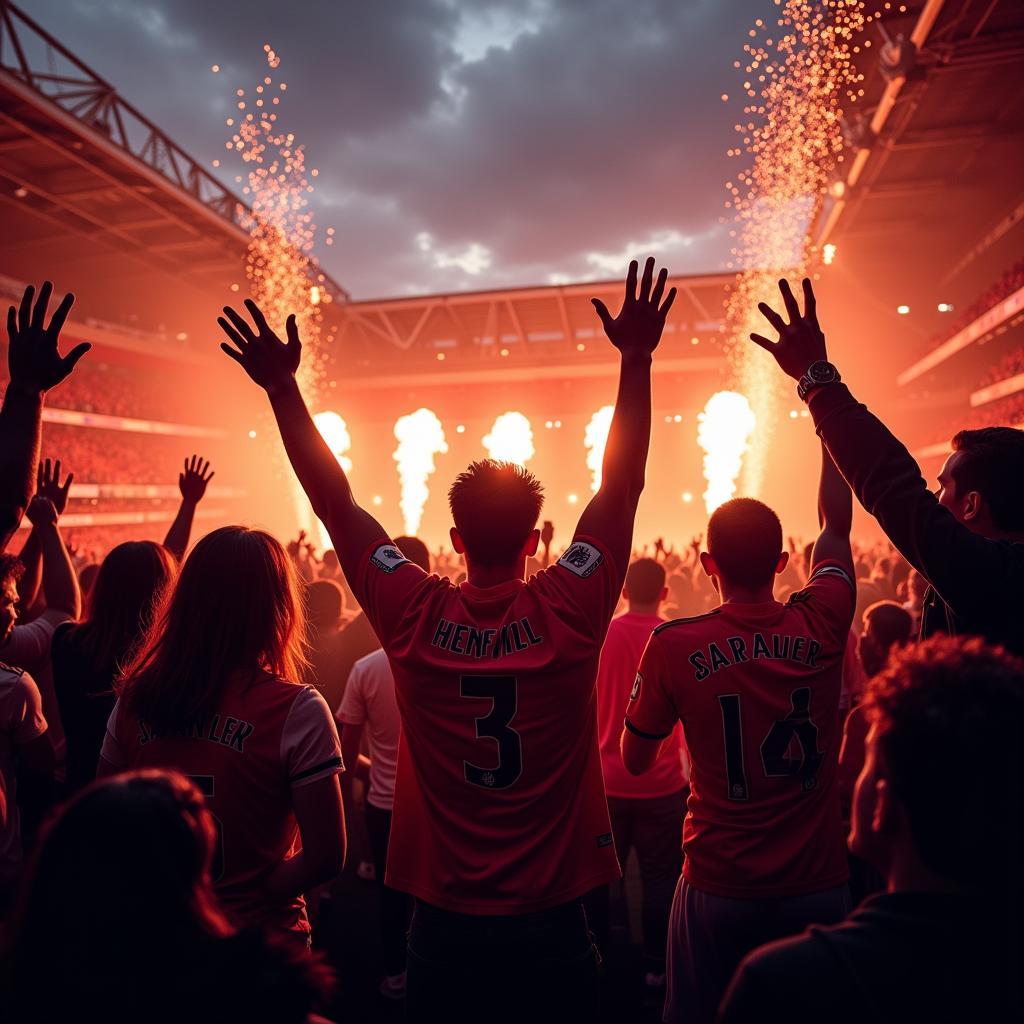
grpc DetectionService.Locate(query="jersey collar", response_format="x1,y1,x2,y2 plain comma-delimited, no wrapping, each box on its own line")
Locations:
458,577,526,603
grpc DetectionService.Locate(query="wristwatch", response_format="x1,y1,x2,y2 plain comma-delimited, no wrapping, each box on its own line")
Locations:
797,360,841,402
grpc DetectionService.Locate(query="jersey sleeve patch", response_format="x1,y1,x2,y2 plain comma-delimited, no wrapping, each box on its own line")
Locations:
557,541,604,579
629,672,643,702
808,564,855,590
370,544,411,574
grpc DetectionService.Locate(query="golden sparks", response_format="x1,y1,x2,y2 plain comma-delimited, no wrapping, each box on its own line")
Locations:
227,43,332,400
721,0,871,495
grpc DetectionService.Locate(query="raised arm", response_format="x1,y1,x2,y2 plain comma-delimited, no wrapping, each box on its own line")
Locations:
538,520,555,568
810,444,854,578
750,278,1006,605
163,454,214,561
0,284,90,552
25,495,80,618
574,258,675,571
217,301,388,575
16,459,75,610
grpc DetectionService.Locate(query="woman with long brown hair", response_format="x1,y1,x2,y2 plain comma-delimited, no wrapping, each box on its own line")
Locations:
52,540,177,792
99,526,346,945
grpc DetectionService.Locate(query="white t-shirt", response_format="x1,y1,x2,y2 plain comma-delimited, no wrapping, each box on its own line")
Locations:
0,662,47,885
337,648,400,812
0,609,71,770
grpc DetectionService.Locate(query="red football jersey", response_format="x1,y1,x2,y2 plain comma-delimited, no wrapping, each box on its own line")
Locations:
354,535,624,915
101,676,343,937
626,563,855,899
596,611,688,800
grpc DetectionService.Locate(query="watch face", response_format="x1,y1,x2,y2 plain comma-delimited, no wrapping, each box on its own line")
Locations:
808,361,836,383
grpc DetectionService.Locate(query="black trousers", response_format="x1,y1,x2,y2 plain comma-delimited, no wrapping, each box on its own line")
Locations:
585,787,687,973
364,801,411,977
405,897,601,1024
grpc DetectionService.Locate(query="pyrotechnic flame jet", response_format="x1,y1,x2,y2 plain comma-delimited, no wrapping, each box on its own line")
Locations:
584,406,615,492
698,391,755,514
313,412,352,548
394,409,449,535
482,412,535,467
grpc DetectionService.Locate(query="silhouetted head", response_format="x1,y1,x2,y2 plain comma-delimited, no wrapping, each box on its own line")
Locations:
859,600,913,678
700,498,787,593
850,636,1023,888
123,526,307,733
393,535,431,572
8,770,254,1023
321,549,340,574
77,541,177,673
623,558,668,607
14,770,229,971
305,579,344,631
0,552,25,646
938,427,1024,538
448,460,544,569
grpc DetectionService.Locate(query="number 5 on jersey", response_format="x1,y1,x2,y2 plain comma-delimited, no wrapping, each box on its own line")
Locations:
461,675,523,790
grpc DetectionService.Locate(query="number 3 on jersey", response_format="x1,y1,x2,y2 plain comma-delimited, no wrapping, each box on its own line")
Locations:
461,675,523,790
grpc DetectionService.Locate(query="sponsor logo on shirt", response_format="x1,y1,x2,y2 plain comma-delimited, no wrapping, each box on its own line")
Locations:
557,541,603,579
371,544,410,574
630,672,642,701
596,832,614,849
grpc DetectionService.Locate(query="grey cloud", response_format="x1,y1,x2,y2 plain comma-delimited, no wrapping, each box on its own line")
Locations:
22,0,769,296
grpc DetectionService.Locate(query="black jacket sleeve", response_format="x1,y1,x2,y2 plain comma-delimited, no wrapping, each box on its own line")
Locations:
807,384,1013,621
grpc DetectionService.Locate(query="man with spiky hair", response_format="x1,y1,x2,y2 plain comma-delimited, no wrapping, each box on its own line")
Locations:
220,257,676,1023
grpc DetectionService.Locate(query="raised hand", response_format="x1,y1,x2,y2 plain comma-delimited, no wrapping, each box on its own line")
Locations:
540,520,554,548
218,300,301,393
179,454,214,505
750,278,828,380
25,494,57,529
37,458,73,516
6,282,90,392
591,257,676,359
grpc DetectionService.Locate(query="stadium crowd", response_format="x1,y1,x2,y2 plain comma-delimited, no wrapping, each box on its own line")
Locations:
29,357,203,424
913,256,1024,359
977,342,1024,391
0,266,1020,1024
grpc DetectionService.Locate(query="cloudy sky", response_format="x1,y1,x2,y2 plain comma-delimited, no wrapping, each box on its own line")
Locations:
23,0,768,298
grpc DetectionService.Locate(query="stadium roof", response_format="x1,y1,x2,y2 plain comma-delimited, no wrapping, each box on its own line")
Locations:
332,271,732,389
807,0,1024,384
0,0,347,339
